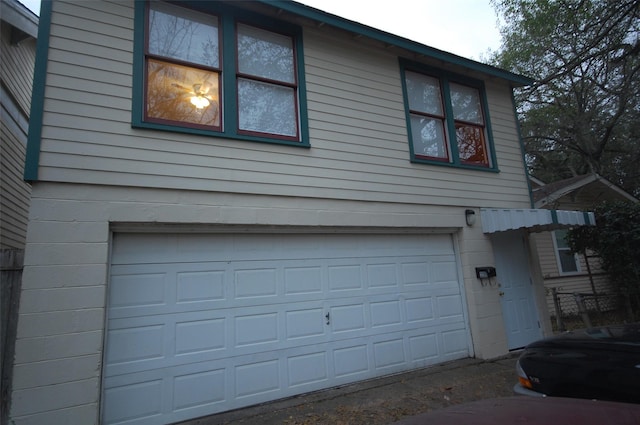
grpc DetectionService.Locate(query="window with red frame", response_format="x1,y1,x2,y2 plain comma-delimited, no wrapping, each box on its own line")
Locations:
145,1,222,131
402,63,492,169
140,1,305,144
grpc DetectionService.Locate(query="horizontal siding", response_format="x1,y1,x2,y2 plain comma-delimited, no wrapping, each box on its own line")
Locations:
36,0,531,208
533,232,605,279
1,18,35,249
532,232,612,315
1,124,31,249
0,24,36,115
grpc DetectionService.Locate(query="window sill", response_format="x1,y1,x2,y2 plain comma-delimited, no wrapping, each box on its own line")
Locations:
132,120,310,148
410,157,499,172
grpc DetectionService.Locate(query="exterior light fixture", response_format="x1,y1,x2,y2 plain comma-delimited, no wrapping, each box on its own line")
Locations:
465,209,476,226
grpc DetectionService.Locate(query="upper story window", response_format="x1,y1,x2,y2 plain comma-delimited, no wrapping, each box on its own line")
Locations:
553,229,581,274
134,1,309,146
146,2,222,131
400,60,496,169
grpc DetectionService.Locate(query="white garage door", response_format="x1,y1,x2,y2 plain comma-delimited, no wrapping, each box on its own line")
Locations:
102,233,470,425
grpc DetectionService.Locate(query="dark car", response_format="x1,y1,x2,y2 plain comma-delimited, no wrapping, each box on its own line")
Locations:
514,323,640,403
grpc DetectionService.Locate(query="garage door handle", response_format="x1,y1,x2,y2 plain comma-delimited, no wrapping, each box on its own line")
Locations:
325,312,330,325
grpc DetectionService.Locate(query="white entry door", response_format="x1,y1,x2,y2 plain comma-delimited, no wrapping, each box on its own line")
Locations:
102,232,471,425
492,231,542,349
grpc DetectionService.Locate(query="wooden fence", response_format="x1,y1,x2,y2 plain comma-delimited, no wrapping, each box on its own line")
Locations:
1,249,24,425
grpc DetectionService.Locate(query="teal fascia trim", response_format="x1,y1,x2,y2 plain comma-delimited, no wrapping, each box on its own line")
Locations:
23,0,53,182
550,209,559,224
263,1,534,87
131,0,145,128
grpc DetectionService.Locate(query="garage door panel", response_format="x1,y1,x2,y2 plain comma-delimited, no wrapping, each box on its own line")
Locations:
176,270,226,303
401,261,430,286
105,324,166,368
373,338,406,370
408,331,440,363
441,328,471,357
285,307,325,340
287,351,329,388
234,359,280,399
332,343,369,378
283,265,323,295
370,299,402,328
104,233,470,425
103,378,163,425
365,262,399,288
233,267,278,299
436,294,465,320
109,272,168,310
431,259,460,283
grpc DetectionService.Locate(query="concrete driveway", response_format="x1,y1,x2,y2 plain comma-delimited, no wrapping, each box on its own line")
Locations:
178,354,519,425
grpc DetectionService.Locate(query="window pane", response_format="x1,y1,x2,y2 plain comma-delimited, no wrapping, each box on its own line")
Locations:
238,78,297,137
410,115,448,159
450,83,483,124
149,2,219,68
559,250,579,273
456,123,488,165
237,24,294,83
405,72,443,116
146,59,220,128
554,229,570,248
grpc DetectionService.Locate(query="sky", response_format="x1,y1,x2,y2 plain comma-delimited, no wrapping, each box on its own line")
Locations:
17,0,503,61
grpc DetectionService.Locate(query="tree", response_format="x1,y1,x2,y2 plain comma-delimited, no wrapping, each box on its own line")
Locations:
490,0,640,196
565,201,640,319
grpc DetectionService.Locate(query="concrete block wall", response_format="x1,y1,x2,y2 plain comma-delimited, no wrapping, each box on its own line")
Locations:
10,182,507,424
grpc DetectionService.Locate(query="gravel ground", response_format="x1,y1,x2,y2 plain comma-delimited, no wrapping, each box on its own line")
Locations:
181,354,519,425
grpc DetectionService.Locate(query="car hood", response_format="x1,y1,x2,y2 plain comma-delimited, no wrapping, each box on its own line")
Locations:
527,323,640,350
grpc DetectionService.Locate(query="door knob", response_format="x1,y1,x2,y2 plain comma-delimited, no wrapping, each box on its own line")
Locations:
499,291,505,297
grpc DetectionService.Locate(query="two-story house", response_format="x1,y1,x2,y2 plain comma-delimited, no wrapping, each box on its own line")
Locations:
9,1,595,424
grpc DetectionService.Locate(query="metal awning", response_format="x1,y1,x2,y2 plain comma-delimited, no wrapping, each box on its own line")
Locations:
480,208,596,234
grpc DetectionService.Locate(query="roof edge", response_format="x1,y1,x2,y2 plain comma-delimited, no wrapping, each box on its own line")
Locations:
1,0,38,39
262,0,534,87
534,173,639,208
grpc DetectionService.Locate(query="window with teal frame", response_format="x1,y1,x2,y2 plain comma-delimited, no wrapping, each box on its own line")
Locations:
399,59,498,170
132,1,309,147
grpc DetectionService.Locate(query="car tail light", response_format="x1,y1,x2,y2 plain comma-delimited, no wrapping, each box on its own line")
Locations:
516,360,533,389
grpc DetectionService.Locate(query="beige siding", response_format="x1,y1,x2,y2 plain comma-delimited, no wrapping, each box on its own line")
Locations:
1,124,31,249
1,18,35,249
35,0,531,209
0,21,36,114
531,232,612,316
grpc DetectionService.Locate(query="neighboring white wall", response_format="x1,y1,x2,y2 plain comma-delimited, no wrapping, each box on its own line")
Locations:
35,1,531,209
10,182,505,424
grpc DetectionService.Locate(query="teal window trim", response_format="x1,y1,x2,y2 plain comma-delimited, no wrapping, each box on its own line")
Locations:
399,58,499,172
132,0,309,148
24,0,53,182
